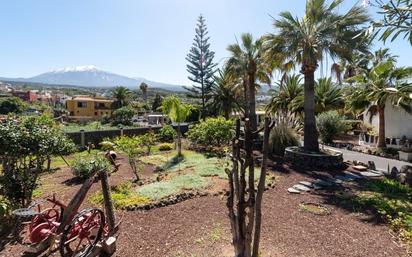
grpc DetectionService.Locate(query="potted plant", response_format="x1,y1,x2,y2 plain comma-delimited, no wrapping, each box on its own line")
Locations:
399,137,412,161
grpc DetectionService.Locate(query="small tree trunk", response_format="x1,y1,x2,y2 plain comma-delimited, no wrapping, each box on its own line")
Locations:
377,105,386,148
302,67,319,152
99,170,116,236
248,72,257,132
177,123,182,156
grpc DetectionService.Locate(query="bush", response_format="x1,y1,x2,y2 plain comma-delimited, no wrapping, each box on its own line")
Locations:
187,117,233,146
269,124,300,156
157,125,176,143
71,154,110,179
112,106,134,126
0,97,28,114
158,143,173,151
317,111,350,144
90,182,149,209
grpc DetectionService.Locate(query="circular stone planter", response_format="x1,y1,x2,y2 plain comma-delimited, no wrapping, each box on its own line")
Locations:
284,146,343,169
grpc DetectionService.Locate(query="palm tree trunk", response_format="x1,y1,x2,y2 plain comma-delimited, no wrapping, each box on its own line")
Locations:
248,73,257,132
177,123,182,156
377,105,386,148
303,69,319,152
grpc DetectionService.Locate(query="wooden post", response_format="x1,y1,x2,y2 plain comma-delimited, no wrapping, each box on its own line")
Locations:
120,127,124,137
80,129,85,147
99,170,116,236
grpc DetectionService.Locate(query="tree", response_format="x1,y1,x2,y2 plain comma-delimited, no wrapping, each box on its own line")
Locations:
162,96,191,156
112,86,132,109
185,15,217,119
264,0,370,152
367,0,412,44
314,77,345,113
0,97,28,114
208,67,241,119
0,115,75,206
227,33,271,131
112,106,134,126
114,136,144,181
139,82,149,107
266,74,303,126
152,93,162,112
347,58,412,148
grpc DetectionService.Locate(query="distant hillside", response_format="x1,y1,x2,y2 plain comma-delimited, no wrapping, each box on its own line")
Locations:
0,65,185,91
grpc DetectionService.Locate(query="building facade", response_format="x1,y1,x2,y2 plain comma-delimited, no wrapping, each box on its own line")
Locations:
66,96,114,120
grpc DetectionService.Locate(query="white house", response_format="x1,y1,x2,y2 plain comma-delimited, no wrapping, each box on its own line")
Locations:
359,99,412,148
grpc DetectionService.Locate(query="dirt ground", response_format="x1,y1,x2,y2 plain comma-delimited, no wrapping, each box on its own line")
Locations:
0,157,409,257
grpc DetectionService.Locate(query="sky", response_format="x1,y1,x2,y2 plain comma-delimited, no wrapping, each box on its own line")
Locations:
0,0,411,86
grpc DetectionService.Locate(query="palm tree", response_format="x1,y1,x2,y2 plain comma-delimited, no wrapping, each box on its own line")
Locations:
347,59,412,148
209,67,242,119
264,0,369,152
226,33,271,131
266,74,303,126
112,86,132,109
314,77,345,113
162,96,191,156
139,82,149,107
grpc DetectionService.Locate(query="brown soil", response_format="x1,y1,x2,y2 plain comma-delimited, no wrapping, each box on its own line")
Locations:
0,160,408,257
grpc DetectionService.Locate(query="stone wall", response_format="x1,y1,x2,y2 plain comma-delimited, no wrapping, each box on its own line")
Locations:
66,124,189,146
284,146,343,169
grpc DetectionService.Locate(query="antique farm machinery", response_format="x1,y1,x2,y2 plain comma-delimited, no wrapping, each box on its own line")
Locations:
13,152,119,257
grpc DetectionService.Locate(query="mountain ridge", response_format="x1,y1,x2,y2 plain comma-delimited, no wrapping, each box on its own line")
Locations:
0,66,185,91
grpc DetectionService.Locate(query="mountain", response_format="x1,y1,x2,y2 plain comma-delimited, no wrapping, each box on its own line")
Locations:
0,65,185,91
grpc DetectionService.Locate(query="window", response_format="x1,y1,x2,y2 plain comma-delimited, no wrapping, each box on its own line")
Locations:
77,101,87,108
94,112,98,116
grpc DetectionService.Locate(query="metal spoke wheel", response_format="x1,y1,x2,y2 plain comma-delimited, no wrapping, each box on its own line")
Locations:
59,208,105,257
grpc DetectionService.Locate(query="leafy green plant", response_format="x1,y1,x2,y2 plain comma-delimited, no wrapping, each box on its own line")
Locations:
90,182,149,209
71,154,110,179
316,111,350,144
140,131,157,154
114,136,144,181
158,143,173,151
0,115,75,206
112,106,134,126
157,125,176,143
187,117,234,147
269,124,300,156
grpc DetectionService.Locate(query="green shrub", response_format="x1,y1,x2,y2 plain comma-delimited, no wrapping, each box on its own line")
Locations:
158,143,173,151
317,111,349,144
71,154,110,179
140,131,157,154
269,124,300,156
187,117,233,146
157,125,176,143
112,106,134,126
90,182,149,209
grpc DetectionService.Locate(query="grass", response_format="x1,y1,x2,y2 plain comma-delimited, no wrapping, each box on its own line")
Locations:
90,182,149,209
337,179,412,246
137,174,210,200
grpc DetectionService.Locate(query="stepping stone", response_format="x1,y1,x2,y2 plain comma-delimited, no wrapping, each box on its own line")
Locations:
299,181,314,188
325,177,343,184
360,171,383,178
353,165,368,171
343,171,363,179
293,184,311,192
313,179,334,188
287,187,301,194
335,175,354,182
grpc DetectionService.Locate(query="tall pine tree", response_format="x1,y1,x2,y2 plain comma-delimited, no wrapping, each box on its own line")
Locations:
185,15,217,119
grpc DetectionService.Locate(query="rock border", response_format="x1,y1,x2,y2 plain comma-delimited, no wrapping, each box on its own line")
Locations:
284,146,343,169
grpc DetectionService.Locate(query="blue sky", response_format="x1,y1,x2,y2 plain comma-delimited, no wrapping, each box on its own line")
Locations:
0,0,411,86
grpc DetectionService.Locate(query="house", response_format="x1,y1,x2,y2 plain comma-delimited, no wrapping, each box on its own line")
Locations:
11,89,38,102
66,96,114,121
359,99,412,148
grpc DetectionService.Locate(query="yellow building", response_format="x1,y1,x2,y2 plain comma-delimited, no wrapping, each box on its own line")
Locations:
66,96,114,120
